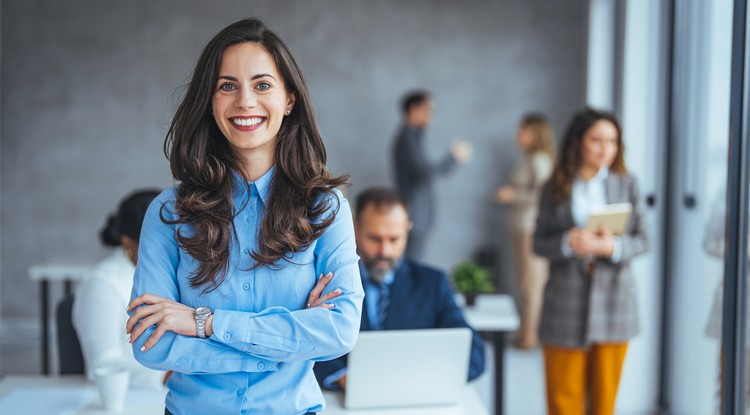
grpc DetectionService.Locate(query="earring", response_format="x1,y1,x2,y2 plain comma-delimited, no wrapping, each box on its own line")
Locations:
285,109,291,115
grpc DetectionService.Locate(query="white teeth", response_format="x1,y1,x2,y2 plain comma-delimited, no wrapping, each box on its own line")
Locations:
232,117,263,126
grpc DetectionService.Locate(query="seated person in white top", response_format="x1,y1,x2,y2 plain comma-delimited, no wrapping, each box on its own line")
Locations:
73,189,165,388
313,187,485,390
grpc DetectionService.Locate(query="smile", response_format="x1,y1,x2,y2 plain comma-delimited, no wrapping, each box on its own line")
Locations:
231,117,265,127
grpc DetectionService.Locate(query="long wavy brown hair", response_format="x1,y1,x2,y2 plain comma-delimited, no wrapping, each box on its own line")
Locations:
162,18,348,292
549,107,627,204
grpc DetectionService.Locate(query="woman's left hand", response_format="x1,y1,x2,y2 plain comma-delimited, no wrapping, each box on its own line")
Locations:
495,186,516,204
569,226,616,257
593,226,616,257
568,228,597,256
305,272,341,310
126,294,198,352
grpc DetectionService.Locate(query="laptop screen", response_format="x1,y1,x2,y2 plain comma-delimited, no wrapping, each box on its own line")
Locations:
344,327,472,410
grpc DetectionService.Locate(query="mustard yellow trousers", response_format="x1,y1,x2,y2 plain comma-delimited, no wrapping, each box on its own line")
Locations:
543,343,628,415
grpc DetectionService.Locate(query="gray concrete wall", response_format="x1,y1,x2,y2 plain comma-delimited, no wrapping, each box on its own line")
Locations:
1,0,587,317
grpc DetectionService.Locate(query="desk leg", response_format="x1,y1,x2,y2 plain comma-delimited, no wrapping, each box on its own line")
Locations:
40,280,50,375
494,331,505,415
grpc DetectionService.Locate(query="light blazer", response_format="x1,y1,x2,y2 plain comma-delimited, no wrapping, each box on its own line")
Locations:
313,258,486,384
533,173,649,348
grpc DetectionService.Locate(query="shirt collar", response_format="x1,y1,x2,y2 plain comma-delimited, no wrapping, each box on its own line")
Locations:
253,165,275,205
576,167,609,184
231,165,275,205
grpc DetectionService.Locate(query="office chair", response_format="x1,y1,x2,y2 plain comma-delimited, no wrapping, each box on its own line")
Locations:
56,294,85,374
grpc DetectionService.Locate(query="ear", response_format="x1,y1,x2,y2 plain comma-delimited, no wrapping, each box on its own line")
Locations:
286,92,297,114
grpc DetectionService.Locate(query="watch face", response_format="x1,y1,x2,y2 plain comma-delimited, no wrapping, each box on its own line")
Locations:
195,306,212,316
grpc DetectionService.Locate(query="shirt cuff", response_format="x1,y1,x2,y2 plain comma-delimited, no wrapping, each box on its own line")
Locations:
610,236,623,263
323,368,348,390
561,231,574,257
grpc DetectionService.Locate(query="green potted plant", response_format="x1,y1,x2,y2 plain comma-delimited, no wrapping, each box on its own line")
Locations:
451,260,495,307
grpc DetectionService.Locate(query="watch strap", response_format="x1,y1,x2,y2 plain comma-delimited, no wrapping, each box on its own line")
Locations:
195,307,213,339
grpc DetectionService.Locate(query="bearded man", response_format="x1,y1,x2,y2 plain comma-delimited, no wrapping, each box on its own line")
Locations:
313,188,485,390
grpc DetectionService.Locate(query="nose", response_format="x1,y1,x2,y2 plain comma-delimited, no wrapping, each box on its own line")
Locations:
235,88,258,109
378,242,392,258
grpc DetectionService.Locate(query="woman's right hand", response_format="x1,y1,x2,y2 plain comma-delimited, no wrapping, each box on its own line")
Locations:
305,272,341,310
495,186,516,204
568,227,615,257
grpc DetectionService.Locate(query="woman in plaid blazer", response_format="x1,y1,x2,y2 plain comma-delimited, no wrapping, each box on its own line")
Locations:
533,108,649,415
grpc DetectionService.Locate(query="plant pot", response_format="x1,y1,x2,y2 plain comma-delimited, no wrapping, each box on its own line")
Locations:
464,293,478,307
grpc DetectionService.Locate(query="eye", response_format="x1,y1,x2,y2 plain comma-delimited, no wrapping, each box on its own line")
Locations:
218,82,236,92
256,81,272,91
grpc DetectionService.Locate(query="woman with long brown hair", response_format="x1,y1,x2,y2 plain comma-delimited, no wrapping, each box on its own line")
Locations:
533,108,648,414
125,18,363,415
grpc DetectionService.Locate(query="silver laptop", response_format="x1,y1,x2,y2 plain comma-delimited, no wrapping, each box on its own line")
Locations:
344,327,472,410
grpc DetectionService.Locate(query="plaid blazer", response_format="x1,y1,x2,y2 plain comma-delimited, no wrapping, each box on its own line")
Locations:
533,173,649,348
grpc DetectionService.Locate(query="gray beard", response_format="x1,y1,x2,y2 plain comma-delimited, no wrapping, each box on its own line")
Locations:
366,264,391,284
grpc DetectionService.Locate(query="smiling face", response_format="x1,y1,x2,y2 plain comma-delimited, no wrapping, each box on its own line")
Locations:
580,119,620,174
212,42,295,172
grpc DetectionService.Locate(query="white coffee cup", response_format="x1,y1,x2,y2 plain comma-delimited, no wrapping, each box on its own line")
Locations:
94,368,130,412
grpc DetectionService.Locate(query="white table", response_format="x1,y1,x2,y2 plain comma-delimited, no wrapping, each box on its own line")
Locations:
0,375,166,415
321,387,488,414
459,294,520,415
0,375,485,415
28,264,93,374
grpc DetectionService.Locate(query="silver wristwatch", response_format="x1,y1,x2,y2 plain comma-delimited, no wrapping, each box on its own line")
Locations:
194,306,213,339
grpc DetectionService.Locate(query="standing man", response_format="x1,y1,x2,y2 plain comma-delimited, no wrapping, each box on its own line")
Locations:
313,188,485,390
393,90,472,259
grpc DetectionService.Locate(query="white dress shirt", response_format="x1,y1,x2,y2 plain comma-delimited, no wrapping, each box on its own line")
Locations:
73,250,164,388
562,168,622,262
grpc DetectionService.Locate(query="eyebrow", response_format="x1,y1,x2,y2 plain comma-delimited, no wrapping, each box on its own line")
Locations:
217,73,277,82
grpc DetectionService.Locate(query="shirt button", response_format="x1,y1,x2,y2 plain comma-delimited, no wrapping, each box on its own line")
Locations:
242,283,250,290
224,333,231,341
257,362,265,370
243,248,250,255
236,389,243,397
246,216,252,222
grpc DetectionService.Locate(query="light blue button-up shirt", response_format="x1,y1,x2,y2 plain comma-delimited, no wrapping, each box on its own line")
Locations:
130,166,364,415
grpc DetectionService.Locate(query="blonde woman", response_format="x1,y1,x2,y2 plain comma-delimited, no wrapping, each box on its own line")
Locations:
496,113,555,349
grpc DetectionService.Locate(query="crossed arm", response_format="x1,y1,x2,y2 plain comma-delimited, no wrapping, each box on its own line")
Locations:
126,272,341,352
126,190,364,374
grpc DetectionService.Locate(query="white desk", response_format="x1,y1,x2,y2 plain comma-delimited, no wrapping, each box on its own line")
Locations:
28,264,93,374
0,376,485,415
0,375,166,415
320,385,489,415
321,388,488,414
459,294,519,415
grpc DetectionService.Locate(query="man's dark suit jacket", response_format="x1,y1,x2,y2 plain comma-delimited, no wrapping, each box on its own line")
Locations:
393,125,456,258
313,257,486,386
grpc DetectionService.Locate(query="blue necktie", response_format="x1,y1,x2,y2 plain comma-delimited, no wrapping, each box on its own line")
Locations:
376,283,390,330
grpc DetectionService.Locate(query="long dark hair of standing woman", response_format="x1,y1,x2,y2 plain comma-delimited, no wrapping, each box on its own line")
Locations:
549,107,627,204
163,18,348,292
